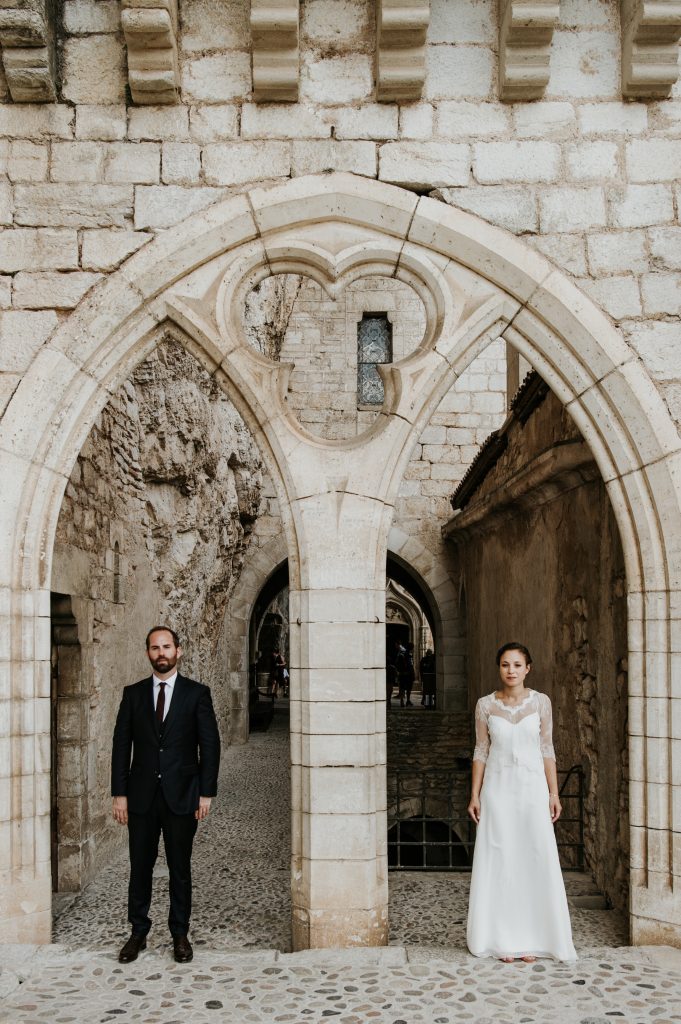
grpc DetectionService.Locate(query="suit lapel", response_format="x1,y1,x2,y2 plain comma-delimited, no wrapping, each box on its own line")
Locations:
162,673,189,738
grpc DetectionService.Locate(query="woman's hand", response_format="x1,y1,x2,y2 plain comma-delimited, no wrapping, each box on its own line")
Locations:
467,795,481,824
549,792,562,823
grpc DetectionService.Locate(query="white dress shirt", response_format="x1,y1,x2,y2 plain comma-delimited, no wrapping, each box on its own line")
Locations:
152,672,177,721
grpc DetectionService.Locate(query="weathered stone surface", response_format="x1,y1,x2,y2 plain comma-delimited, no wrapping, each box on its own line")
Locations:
291,140,375,176
80,229,151,271
7,140,47,182
51,141,104,183
437,185,538,234
128,105,189,141
62,36,127,105
181,52,251,103
14,184,133,227
473,141,560,184
0,227,79,272
379,142,469,188
75,105,127,142
0,105,73,140
188,104,240,143
12,271,102,309
608,184,675,228
203,141,291,185
133,184,223,229
104,142,160,184
161,141,201,184
539,187,607,232
0,309,58,371
63,0,120,35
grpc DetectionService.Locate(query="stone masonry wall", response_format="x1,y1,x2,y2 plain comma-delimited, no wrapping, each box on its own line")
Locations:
52,338,263,884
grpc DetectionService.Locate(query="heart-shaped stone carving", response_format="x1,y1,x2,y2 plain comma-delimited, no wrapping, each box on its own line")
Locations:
242,273,426,442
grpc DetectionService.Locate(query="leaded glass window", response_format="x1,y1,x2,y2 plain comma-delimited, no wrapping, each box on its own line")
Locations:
358,314,392,407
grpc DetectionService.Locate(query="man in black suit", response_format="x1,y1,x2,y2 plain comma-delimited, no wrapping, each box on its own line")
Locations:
111,626,220,964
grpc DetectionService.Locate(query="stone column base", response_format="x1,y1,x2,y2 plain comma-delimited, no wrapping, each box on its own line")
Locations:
292,905,389,950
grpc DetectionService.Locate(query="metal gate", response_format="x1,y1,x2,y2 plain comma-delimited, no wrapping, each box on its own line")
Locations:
388,764,585,871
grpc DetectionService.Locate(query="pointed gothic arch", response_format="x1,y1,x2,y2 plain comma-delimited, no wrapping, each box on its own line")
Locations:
1,173,678,946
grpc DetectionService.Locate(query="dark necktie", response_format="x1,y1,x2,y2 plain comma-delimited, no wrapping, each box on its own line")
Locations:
156,682,166,724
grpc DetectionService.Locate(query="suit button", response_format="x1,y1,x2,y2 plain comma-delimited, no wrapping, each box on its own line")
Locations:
157,774,162,779
160,748,164,752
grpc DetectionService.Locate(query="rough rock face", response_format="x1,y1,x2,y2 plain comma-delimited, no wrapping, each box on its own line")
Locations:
131,340,262,690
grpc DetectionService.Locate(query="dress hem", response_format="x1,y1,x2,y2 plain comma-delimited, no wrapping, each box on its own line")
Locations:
467,947,578,963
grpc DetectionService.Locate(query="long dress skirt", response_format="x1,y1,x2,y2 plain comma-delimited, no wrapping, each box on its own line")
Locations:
466,760,577,961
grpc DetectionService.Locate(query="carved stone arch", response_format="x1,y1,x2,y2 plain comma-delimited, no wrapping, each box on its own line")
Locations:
1,173,679,946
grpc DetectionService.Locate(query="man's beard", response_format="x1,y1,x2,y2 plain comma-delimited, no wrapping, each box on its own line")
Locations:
150,655,177,673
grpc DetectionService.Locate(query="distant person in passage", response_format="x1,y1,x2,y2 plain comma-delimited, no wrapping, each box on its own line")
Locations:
111,626,220,965
268,647,285,696
396,641,415,708
420,648,436,709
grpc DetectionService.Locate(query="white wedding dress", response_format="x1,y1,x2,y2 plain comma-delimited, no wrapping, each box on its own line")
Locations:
466,689,577,962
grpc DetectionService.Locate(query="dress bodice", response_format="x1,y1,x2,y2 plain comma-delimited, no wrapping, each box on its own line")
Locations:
473,690,555,773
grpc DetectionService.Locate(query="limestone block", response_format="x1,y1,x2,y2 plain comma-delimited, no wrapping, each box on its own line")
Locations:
425,43,494,99
62,36,126,105
203,141,291,185
582,276,643,319
436,184,536,234
0,277,11,308
0,104,72,140
128,105,189,140
531,232,587,275
621,0,681,98
430,0,494,42
513,100,576,137
399,102,433,139
7,140,47,182
0,228,78,272
13,184,133,227
567,141,620,182
436,101,510,138
0,182,10,225
81,229,150,271
587,231,648,276
0,310,58,372
379,141,469,188
104,142,160,184
241,103,330,139
0,0,57,102
498,0,560,102
301,0,371,46
161,142,201,184
539,187,607,232
291,140,376,177
133,184,223,229
62,0,120,34
627,138,681,182
376,0,430,102
649,227,681,270
301,53,373,104
50,142,104,183
121,0,180,105
473,141,560,184
549,29,620,97
181,52,251,103
329,104,398,140
75,105,126,141
578,101,648,134
188,105,239,143
251,0,300,102
608,184,674,228
641,272,681,316
12,271,102,309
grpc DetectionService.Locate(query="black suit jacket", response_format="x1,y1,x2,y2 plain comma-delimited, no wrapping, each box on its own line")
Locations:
111,674,221,816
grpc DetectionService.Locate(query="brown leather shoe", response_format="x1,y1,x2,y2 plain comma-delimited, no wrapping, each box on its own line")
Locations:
173,935,193,963
118,933,147,963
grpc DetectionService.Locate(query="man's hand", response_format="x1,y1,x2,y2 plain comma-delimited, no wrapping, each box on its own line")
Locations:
196,797,212,821
113,796,128,825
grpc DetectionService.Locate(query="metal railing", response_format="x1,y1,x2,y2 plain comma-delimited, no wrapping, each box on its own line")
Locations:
387,764,585,872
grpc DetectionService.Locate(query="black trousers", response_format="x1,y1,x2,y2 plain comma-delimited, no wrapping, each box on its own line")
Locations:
127,787,198,937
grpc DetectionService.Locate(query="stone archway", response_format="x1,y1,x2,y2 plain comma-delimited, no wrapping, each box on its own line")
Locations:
1,173,679,947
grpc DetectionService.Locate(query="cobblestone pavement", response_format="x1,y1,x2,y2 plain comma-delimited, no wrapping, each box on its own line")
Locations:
2,711,679,1022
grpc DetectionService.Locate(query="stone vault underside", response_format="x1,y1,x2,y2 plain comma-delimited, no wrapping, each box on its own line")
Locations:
1,173,679,948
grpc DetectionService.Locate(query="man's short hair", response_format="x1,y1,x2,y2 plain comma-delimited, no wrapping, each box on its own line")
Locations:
146,625,180,649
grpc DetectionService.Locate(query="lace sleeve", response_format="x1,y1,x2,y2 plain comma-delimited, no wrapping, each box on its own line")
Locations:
473,699,490,764
538,692,556,761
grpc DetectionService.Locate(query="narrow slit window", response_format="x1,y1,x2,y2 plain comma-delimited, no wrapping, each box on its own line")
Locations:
358,313,392,407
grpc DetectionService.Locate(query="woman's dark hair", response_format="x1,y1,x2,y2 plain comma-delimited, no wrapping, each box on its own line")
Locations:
146,625,181,649
495,641,532,666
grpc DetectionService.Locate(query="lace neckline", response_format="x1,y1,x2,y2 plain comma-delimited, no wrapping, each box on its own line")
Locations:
490,689,534,714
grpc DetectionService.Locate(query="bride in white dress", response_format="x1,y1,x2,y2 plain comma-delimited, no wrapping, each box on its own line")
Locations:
466,642,577,963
